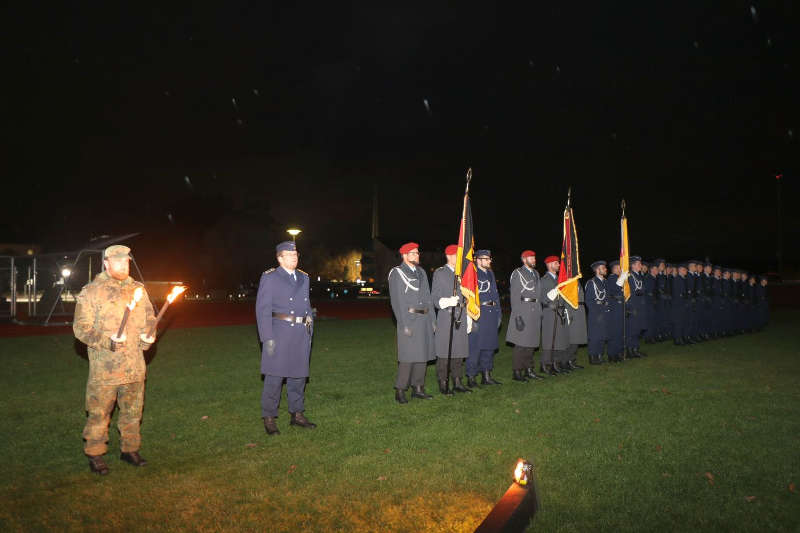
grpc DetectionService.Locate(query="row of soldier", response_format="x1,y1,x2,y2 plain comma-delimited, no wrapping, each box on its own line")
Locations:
388,244,770,402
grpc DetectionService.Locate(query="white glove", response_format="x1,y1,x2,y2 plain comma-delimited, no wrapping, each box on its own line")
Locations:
438,296,459,309
467,315,473,334
110,333,127,344
547,288,559,301
139,333,155,344
616,272,628,287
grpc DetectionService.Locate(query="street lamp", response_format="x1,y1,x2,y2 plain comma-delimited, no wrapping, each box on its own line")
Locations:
287,228,302,242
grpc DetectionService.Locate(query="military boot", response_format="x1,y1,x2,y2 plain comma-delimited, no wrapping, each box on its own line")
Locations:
263,417,280,435
526,367,544,380
439,379,454,395
395,388,408,404
481,370,501,385
290,412,317,429
545,364,559,376
452,377,472,393
87,455,109,475
411,385,433,399
120,451,147,467
570,359,584,369
512,369,528,382
467,375,479,388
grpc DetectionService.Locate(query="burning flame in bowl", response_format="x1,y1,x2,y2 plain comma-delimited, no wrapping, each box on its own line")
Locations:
167,285,187,304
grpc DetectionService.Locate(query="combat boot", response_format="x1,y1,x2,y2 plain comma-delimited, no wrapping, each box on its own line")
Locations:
481,370,501,385
263,416,280,435
526,367,544,380
411,385,433,399
439,379,454,395
545,364,559,376
467,375,479,388
290,412,317,429
120,451,147,467
395,388,408,404
87,455,109,475
452,377,472,393
570,359,584,369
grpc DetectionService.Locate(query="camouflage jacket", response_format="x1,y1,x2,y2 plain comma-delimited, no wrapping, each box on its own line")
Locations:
73,272,156,385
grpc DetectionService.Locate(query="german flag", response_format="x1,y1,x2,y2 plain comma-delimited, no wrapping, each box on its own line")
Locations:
620,209,631,301
557,204,582,309
455,190,480,321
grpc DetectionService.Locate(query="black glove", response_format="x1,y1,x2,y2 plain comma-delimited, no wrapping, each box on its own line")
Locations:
265,339,276,356
515,316,525,331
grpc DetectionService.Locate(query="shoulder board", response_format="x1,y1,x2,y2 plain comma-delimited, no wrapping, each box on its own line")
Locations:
263,268,276,275
297,268,308,275
435,266,446,271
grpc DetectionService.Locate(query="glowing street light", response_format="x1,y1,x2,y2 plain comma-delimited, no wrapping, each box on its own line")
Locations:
287,228,302,242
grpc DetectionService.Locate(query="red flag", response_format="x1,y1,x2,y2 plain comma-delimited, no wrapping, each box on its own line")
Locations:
557,205,582,309
455,191,480,320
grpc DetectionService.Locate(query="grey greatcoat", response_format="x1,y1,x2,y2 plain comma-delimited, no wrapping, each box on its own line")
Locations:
388,263,436,363
505,266,542,348
566,282,588,344
540,271,570,350
431,265,469,358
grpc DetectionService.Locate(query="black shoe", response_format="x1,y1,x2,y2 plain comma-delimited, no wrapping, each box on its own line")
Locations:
439,379,454,395
453,377,472,393
633,348,647,358
88,455,109,475
545,364,559,376
467,375,479,388
481,370,501,385
411,385,433,399
571,360,584,369
627,349,641,359
526,368,544,380
290,412,317,429
263,416,280,435
120,451,147,467
512,369,528,382
395,388,408,404
554,361,570,373
589,355,602,365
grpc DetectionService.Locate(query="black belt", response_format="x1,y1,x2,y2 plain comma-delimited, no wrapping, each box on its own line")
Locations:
272,312,307,324
408,307,428,314
521,297,537,302
481,301,497,306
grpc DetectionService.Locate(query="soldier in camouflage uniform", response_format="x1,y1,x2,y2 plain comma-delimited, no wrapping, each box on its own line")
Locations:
73,245,156,475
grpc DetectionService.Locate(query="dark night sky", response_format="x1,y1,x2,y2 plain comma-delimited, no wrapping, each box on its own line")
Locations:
3,3,798,285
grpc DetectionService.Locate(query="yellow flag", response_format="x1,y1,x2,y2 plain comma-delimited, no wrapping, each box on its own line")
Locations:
620,215,630,301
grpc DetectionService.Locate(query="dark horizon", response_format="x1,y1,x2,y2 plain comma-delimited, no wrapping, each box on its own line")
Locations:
3,3,798,284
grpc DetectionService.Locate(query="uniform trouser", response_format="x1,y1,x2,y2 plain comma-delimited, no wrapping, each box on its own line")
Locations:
564,344,578,362
467,339,495,375
261,375,306,418
436,357,464,381
395,362,427,390
83,380,145,456
511,345,535,371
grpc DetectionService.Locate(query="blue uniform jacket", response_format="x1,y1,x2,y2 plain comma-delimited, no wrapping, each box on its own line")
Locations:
585,276,610,341
256,267,313,378
473,267,500,350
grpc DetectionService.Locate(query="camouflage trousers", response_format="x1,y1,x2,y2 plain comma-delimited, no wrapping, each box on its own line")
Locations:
83,380,145,456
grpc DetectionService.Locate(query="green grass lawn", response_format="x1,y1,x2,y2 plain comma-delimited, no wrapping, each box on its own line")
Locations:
1,311,799,532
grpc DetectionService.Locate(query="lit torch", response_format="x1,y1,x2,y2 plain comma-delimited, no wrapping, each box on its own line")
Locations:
145,285,186,339
111,287,143,350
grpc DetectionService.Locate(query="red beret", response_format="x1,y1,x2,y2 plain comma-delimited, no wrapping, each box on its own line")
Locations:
521,250,535,258
399,242,419,254
445,244,458,255
544,255,560,264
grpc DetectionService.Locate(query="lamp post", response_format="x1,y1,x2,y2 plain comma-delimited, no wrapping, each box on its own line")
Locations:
287,228,302,242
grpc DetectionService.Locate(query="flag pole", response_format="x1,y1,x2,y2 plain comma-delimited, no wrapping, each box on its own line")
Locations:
621,198,627,361
549,187,570,372
446,167,472,393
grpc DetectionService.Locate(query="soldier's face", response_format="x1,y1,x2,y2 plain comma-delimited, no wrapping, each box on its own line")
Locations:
704,265,712,274
523,256,536,269
650,266,658,276
104,257,129,280
723,272,730,279
631,261,641,273
732,272,740,280
679,267,688,276
445,253,457,267
596,265,607,277
714,269,721,277
547,260,559,273
477,257,491,269
278,251,299,270
403,250,420,266
658,262,666,272
761,279,767,286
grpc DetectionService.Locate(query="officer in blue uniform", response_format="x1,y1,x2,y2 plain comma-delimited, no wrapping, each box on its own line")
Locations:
701,262,714,339
710,266,725,337
625,256,647,357
756,275,769,330
585,260,610,364
606,260,626,362
256,241,316,435
643,262,659,343
721,268,733,336
655,259,669,341
672,263,690,345
467,250,502,386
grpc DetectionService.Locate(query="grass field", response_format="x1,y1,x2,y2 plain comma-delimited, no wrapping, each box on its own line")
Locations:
1,310,799,532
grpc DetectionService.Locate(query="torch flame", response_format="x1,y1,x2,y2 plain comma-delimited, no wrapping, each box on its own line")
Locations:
514,461,524,483
127,287,144,310
167,285,187,304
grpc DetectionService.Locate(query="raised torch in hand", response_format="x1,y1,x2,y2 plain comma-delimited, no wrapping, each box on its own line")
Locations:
111,287,143,351
141,285,186,345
